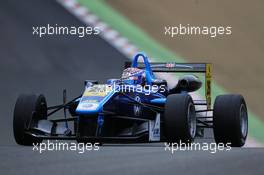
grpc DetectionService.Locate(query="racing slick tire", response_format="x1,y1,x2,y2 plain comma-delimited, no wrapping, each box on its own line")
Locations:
13,94,47,145
213,94,248,147
164,94,196,143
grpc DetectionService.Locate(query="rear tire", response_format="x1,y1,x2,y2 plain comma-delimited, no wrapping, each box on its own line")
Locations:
13,94,47,145
213,94,248,147
164,94,196,143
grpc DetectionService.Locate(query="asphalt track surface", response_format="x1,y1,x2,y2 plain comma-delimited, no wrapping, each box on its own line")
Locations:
0,0,263,175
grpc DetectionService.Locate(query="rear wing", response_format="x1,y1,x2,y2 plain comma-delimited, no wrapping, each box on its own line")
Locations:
124,62,212,109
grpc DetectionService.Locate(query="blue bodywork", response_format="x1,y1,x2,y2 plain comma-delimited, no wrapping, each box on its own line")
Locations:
19,52,212,144
75,53,167,119
131,53,156,85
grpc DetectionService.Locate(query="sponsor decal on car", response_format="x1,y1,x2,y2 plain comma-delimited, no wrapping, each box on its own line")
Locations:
149,113,161,141
134,95,142,116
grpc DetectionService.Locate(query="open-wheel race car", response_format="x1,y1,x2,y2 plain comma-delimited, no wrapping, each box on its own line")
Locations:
13,53,248,147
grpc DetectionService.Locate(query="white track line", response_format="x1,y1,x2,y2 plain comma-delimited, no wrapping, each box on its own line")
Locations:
57,0,261,147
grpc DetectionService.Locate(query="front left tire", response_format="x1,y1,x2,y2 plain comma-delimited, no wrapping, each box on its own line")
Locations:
164,94,196,143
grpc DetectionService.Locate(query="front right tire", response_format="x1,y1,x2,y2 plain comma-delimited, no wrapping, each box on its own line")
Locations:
13,94,47,145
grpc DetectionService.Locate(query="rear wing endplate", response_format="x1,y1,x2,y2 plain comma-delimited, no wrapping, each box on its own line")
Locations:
124,62,212,109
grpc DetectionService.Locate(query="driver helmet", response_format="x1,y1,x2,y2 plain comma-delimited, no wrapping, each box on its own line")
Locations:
121,67,146,85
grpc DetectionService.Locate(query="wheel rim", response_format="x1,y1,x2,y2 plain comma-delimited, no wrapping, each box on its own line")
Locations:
240,104,248,138
187,103,196,139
